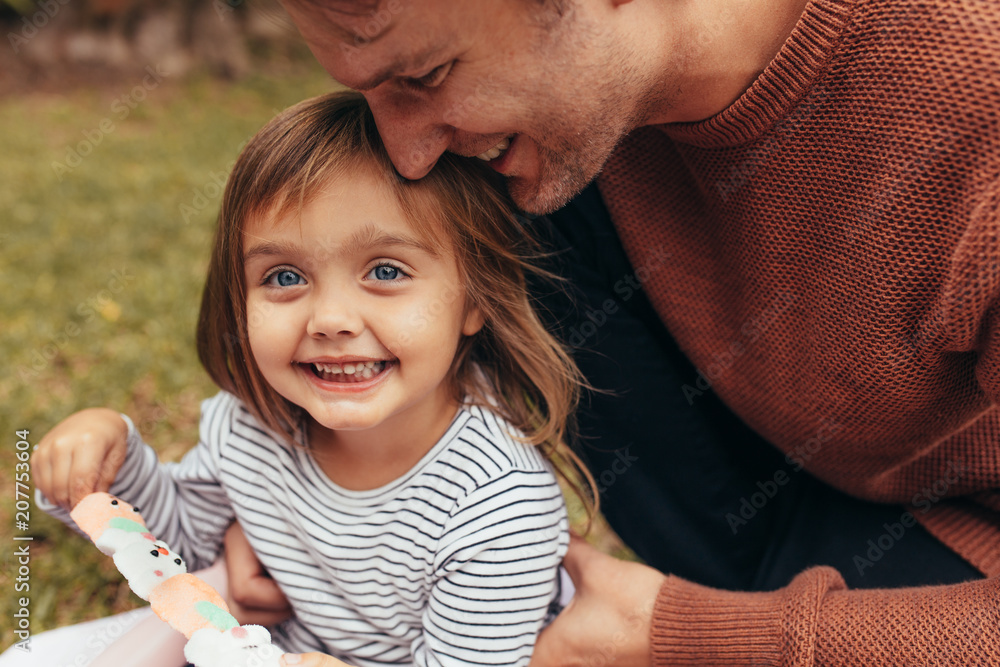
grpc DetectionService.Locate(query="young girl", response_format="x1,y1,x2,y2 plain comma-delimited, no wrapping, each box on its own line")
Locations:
30,91,594,667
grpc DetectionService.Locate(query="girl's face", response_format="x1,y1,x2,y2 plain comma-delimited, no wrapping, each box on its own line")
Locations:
242,170,483,450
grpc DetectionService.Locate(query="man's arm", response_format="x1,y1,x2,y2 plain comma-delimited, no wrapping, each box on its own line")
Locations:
223,521,294,626
532,538,1000,667
530,536,663,667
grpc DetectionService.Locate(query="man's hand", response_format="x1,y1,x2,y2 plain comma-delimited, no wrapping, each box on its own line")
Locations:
224,522,294,626
281,652,353,666
530,535,666,667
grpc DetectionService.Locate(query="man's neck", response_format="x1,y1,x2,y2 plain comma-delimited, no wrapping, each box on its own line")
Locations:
636,0,814,125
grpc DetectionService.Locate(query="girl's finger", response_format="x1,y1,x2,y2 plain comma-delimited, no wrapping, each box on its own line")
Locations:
67,440,110,508
95,442,126,497
30,445,52,506
48,439,74,509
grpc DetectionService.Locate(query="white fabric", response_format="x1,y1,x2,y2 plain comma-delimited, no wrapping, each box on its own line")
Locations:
38,391,570,667
0,607,157,667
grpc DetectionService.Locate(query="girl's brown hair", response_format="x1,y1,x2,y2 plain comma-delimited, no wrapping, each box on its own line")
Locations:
196,91,597,524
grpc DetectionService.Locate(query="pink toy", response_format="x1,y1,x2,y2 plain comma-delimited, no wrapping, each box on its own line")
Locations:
71,492,285,667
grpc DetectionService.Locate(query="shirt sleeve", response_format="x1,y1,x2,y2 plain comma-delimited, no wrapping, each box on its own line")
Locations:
413,469,570,667
650,568,1000,666
35,391,240,571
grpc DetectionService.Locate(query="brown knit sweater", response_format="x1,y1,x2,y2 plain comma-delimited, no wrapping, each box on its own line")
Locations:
596,0,1000,662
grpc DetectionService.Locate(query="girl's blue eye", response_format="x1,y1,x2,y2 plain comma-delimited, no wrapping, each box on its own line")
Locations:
267,269,304,287
371,265,402,281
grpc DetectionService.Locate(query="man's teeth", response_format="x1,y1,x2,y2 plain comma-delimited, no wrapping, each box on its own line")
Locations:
310,360,387,382
476,137,510,161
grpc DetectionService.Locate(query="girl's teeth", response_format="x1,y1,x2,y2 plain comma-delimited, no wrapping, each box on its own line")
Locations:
310,361,387,382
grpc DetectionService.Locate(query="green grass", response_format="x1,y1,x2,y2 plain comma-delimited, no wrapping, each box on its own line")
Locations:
0,64,635,654
0,64,340,650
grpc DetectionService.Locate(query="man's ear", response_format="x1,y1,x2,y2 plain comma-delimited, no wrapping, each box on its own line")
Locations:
462,306,485,336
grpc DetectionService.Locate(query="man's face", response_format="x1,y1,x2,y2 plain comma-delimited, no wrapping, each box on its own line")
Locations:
283,0,642,214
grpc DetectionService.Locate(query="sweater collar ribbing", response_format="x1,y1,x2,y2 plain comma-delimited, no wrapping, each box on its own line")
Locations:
660,0,859,148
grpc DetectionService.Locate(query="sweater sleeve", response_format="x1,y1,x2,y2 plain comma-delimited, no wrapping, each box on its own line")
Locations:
35,392,239,571
650,568,1000,666
413,469,570,667
114,392,237,571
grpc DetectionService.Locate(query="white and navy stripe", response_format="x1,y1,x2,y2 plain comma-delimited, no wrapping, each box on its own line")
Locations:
40,391,569,667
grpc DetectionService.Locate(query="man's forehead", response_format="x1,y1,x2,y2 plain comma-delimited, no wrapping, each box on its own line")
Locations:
286,0,454,88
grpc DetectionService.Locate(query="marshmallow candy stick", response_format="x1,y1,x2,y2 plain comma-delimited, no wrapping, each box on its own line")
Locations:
71,492,284,667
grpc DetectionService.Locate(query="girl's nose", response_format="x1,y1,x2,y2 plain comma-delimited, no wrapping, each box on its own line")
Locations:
306,294,363,338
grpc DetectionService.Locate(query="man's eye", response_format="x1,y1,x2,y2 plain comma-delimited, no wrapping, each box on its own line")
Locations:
265,269,305,287
411,62,452,88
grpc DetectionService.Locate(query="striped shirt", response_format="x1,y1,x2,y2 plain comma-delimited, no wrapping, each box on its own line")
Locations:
40,391,569,667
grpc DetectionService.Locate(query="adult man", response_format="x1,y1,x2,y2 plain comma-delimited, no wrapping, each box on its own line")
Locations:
231,0,1000,664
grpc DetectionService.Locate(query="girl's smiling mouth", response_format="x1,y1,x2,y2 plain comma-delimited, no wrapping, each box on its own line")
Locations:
299,360,393,384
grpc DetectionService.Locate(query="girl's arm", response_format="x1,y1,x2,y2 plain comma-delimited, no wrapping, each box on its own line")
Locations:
419,469,570,667
31,407,130,511
36,392,240,571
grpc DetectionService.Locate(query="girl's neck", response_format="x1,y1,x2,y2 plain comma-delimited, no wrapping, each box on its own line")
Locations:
306,396,463,492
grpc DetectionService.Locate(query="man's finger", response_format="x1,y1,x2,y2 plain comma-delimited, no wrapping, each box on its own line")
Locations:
236,573,292,610
559,534,605,585
282,652,354,666
223,521,293,626
225,522,290,609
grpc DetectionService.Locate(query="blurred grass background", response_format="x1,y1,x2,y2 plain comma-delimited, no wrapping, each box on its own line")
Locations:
0,62,339,649
0,60,633,652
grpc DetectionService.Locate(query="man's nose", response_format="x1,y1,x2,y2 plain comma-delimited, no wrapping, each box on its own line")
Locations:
365,89,453,180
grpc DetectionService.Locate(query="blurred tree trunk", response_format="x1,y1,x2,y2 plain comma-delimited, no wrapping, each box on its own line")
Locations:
2,0,301,88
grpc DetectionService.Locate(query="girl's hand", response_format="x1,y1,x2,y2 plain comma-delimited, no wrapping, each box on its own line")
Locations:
31,408,129,511
281,653,353,666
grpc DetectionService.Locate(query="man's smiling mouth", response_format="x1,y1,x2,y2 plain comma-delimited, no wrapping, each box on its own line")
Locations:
303,360,390,383
475,136,512,162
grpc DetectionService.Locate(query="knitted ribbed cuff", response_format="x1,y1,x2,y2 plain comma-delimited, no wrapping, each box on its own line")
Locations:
915,499,1000,577
650,567,847,667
